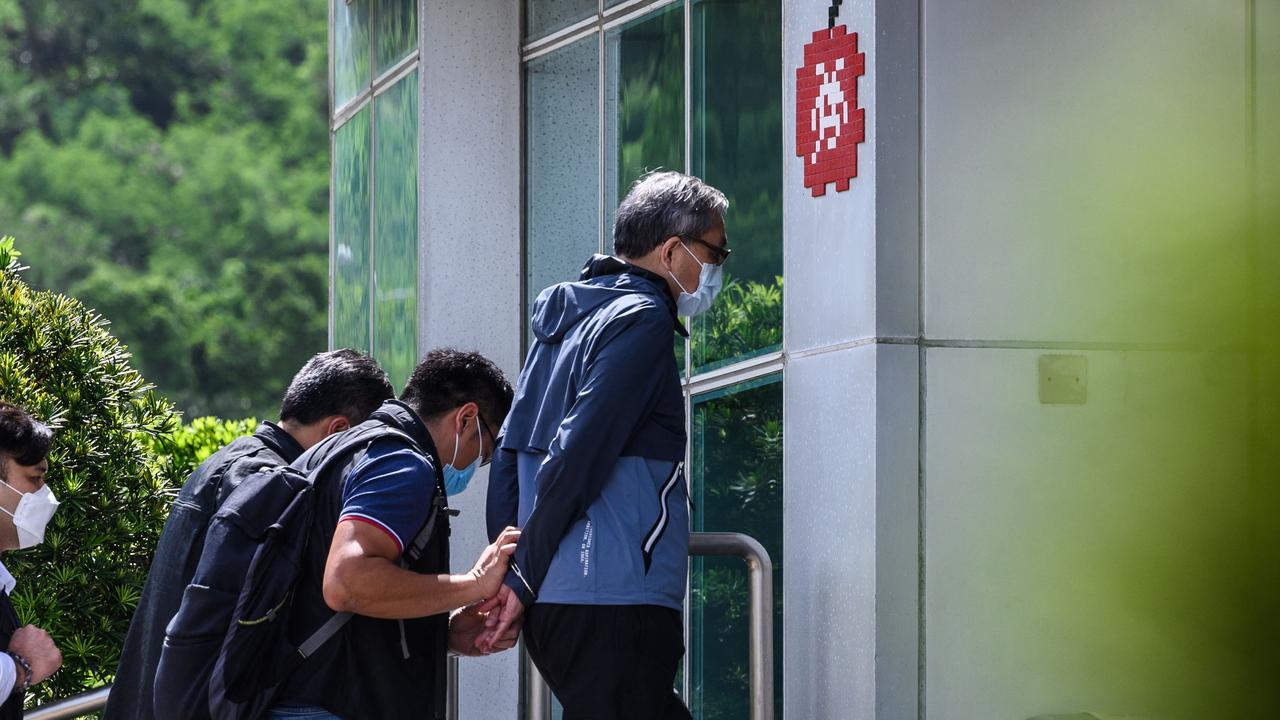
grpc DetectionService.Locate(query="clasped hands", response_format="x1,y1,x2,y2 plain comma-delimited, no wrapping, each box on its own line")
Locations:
448,526,527,656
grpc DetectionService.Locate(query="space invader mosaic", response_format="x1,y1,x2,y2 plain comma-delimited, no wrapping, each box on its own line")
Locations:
796,24,865,197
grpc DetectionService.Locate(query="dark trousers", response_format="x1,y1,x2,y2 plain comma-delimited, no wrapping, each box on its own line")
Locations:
524,604,692,720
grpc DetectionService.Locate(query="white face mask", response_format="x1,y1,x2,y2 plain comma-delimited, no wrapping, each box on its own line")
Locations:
669,242,724,317
1,480,59,549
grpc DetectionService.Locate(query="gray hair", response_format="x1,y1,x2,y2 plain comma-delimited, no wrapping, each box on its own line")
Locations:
612,171,728,258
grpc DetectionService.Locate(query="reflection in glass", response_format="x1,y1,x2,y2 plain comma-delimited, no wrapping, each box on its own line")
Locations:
375,0,417,75
604,4,684,231
525,37,600,335
334,0,371,109
690,0,783,373
690,376,783,720
333,108,372,352
525,0,597,42
373,75,419,391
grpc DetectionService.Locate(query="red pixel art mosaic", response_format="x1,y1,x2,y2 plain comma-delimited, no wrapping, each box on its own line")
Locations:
796,24,865,197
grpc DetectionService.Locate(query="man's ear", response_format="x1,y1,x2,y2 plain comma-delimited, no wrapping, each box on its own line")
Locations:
325,415,351,436
456,402,480,434
660,236,682,270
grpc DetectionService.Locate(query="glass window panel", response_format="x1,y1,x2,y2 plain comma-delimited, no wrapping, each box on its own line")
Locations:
375,0,417,76
525,36,601,335
334,0,371,109
333,108,372,352
689,0,783,373
604,3,684,231
525,0,597,42
690,375,783,720
372,74,419,391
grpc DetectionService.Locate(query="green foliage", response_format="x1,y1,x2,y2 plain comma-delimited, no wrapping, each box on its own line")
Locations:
692,276,783,372
0,237,186,706
144,416,259,481
0,0,329,419
690,376,784,720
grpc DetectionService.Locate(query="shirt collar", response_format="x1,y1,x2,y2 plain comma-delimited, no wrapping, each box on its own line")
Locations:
255,421,306,464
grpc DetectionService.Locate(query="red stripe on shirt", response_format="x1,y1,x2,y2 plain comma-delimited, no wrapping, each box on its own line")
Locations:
338,514,405,554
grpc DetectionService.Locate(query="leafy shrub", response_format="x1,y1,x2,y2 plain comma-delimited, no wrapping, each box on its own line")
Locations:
0,236,187,706
144,416,258,479
692,276,783,370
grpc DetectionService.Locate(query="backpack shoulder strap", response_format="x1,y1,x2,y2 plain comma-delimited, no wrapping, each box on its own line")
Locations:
296,425,430,660
304,425,421,482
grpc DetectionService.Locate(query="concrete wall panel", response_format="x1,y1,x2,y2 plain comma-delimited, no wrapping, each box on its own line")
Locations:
420,1,523,716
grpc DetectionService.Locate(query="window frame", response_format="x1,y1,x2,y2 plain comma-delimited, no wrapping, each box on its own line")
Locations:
519,0,787,707
328,0,423,373
518,0,786,390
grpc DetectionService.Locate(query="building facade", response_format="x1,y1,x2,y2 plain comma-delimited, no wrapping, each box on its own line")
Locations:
328,1,1277,718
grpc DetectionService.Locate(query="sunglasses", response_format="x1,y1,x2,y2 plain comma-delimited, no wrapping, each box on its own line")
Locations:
679,234,731,266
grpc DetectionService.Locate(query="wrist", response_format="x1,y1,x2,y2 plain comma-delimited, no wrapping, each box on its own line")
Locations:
7,652,31,695
461,571,487,607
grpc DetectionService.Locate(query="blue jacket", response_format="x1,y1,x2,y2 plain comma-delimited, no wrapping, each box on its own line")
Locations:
488,255,689,610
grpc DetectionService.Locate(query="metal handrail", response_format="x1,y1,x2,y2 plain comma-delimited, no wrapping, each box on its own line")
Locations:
26,686,109,720
28,663,465,720
526,531,775,720
31,534,773,720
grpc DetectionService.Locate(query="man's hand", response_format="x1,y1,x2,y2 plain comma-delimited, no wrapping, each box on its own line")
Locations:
7,625,61,687
449,598,522,656
476,584,525,655
467,526,520,599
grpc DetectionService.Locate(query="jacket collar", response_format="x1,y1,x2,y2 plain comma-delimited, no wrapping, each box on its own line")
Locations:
255,421,305,464
578,254,690,338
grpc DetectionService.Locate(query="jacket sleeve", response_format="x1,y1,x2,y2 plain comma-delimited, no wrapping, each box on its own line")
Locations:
503,308,674,607
486,441,520,542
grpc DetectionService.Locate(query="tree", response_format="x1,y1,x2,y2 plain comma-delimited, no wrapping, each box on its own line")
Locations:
0,0,330,419
0,237,185,705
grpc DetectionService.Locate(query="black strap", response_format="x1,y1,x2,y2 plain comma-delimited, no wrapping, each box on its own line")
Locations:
306,426,419,479
297,428,440,660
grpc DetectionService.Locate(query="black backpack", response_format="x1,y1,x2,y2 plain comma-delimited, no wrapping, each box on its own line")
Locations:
153,424,440,720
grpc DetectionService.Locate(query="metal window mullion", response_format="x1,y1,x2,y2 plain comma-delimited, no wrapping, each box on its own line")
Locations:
369,86,378,354
598,26,607,255
333,89,373,130
681,0,693,380
367,0,378,354
523,15,599,56
682,360,694,704
685,351,785,396
604,0,660,20
370,0,377,357
681,0,693,698
328,0,337,351
683,0,691,178
602,0,679,31
416,0,427,366
335,57,419,131
523,26,599,62
373,51,420,93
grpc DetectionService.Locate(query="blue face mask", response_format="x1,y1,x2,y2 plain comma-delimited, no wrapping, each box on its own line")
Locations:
443,416,484,496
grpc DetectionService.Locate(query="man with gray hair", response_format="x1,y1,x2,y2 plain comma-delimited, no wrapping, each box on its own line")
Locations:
485,171,730,719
